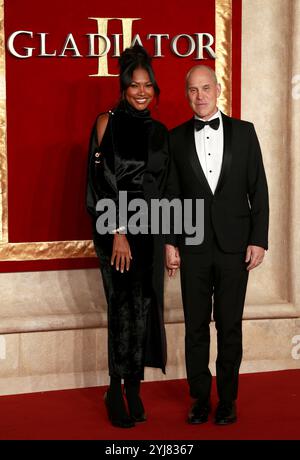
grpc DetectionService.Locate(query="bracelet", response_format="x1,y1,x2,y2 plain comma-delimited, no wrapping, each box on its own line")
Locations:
111,226,126,234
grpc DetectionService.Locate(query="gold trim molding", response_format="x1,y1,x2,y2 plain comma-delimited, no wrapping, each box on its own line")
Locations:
0,240,95,260
215,0,232,116
0,0,8,244
0,0,233,261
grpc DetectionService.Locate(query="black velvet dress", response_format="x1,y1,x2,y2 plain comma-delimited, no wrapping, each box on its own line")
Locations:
86,101,169,380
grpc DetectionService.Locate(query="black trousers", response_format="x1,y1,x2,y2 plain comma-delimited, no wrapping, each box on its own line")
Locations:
180,239,249,403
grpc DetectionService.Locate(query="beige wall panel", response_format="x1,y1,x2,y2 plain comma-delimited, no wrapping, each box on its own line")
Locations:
19,329,99,376
242,0,291,306
0,333,19,377
290,0,300,307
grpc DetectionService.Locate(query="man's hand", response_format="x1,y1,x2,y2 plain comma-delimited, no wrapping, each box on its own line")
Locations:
165,244,181,277
245,245,265,271
111,234,132,273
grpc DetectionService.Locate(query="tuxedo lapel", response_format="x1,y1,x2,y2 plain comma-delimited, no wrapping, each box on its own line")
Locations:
215,112,233,195
185,118,213,196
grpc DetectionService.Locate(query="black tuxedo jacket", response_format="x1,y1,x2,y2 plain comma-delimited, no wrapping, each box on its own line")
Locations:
165,112,269,254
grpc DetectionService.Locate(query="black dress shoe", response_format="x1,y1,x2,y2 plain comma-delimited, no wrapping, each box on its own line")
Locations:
104,391,135,428
187,400,210,424
214,401,237,425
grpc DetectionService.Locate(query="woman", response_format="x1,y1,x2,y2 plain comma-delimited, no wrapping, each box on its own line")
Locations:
86,45,169,428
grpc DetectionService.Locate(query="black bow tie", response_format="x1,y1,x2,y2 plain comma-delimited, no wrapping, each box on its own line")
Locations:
194,117,220,131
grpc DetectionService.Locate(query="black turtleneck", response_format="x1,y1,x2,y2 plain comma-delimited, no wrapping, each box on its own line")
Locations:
117,99,151,120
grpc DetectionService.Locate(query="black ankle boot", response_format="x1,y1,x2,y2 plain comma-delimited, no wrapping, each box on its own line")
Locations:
124,378,147,422
104,380,135,428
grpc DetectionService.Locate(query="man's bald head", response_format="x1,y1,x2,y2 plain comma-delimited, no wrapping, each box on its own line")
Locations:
185,65,221,120
186,65,218,90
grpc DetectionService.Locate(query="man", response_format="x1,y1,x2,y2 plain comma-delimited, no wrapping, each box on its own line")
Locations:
165,65,269,425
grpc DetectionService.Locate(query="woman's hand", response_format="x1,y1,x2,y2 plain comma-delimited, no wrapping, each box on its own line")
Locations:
111,234,132,273
165,244,181,277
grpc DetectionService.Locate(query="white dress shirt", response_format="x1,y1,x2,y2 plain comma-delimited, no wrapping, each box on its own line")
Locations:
194,109,223,194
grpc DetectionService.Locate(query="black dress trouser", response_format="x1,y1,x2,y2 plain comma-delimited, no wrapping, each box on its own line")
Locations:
180,238,249,403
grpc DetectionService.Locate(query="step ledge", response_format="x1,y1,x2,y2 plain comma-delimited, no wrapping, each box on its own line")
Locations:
0,303,299,334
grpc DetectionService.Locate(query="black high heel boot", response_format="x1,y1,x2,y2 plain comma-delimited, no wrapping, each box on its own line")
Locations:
124,378,147,422
104,377,135,428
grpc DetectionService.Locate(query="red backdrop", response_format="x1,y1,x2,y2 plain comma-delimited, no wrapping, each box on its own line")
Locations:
2,0,241,271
